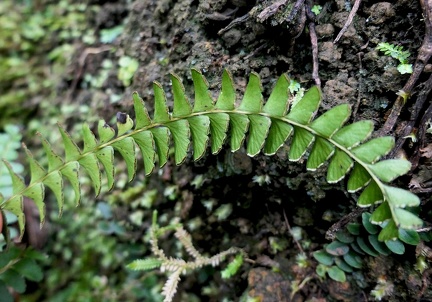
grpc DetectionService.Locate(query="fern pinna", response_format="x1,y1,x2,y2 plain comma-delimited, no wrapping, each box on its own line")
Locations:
0,69,423,241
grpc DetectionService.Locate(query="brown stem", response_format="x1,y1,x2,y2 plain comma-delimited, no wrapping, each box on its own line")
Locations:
333,0,362,44
388,73,432,161
305,0,321,88
379,0,432,136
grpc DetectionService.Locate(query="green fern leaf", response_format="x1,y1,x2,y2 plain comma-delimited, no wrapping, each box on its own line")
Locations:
188,116,210,160
229,114,249,152
378,220,399,241
172,73,192,117
60,161,81,206
2,160,25,238
332,120,373,149
368,160,411,182
370,202,392,224
132,131,156,175
246,115,271,156
310,104,351,137
347,164,370,192
78,154,101,196
191,69,214,112
96,147,115,190
58,124,81,161
263,121,293,156
22,145,46,225
351,137,394,163
238,72,263,112
263,74,290,116
207,113,230,154
393,208,423,230
132,92,152,128
167,120,190,165
116,113,134,136
215,70,236,110
286,86,320,123
112,137,136,181
289,127,314,161
327,149,353,183
152,82,170,123
42,171,64,215
82,123,98,152
151,127,170,167
306,137,334,171
38,134,64,171
0,69,423,241
98,120,115,143
357,181,383,206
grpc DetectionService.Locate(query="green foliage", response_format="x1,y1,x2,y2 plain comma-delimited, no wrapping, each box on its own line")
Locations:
33,198,153,302
221,254,244,279
0,125,24,247
100,25,124,44
313,211,425,282
0,246,45,302
0,125,23,199
0,0,96,126
118,56,139,87
376,42,413,74
0,69,422,243
311,5,323,15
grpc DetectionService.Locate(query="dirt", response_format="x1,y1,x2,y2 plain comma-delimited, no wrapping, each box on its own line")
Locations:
39,0,432,301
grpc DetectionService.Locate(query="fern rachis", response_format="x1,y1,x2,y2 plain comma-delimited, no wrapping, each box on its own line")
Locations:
0,69,422,241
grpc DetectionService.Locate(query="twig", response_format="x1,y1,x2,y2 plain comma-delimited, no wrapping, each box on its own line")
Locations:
67,45,112,100
244,43,268,60
325,207,366,240
218,14,249,35
333,0,362,44
379,0,432,135
411,84,432,170
282,209,304,254
305,0,321,87
257,0,288,22
352,52,364,119
388,73,432,162
417,267,432,300
288,0,306,24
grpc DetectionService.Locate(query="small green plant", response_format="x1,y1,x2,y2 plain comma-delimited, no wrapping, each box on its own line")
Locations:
118,56,139,87
0,246,45,302
311,5,323,15
127,211,244,302
0,0,96,126
313,212,426,282
376,42,413,74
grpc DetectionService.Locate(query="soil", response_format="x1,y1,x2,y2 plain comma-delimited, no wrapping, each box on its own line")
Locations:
30,0,432,301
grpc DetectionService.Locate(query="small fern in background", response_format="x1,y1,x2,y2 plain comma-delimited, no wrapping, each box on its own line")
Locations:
376,42,413,74
127,211,244,302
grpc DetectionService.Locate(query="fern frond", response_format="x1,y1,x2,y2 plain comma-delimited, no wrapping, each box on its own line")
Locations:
161,267,182,302
127,258,163,271
376,42,410,64
0,69,422,241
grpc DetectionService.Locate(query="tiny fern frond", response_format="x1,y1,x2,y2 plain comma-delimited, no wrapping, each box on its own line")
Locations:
0,69,422,241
